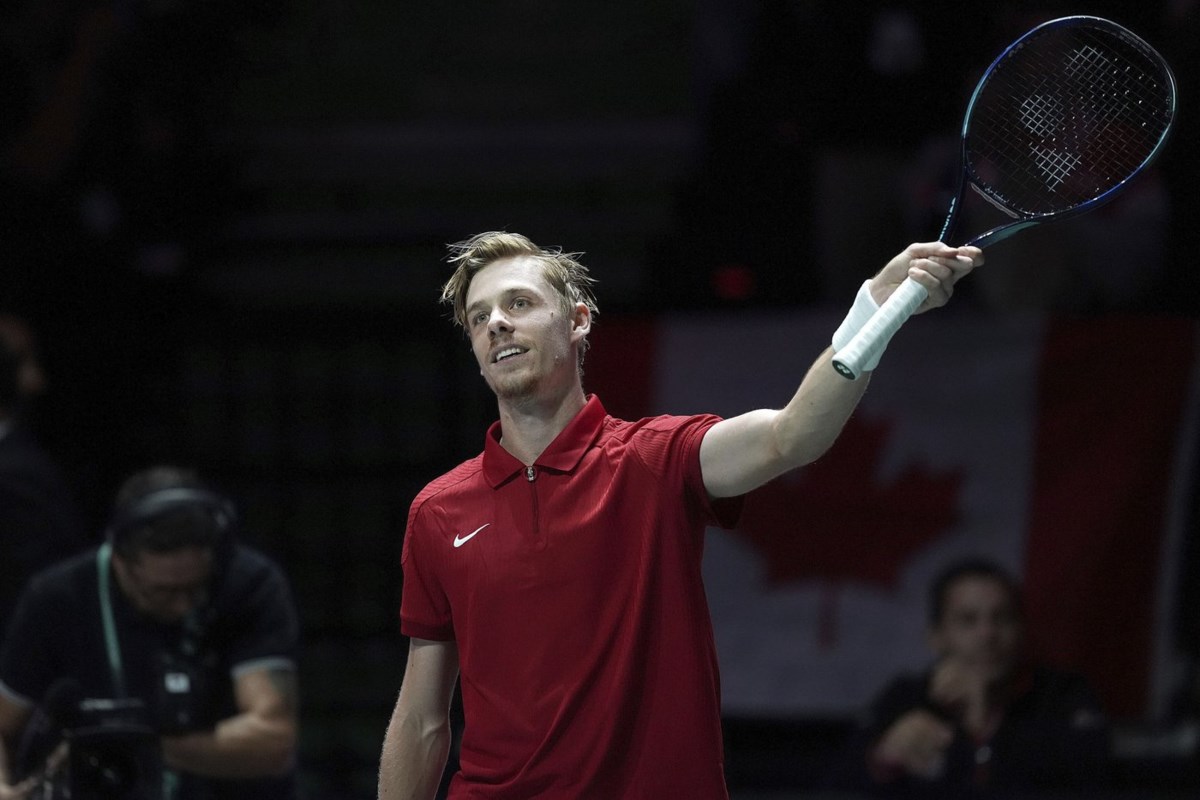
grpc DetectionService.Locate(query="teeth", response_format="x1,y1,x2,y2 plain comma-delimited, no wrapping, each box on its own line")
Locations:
495,347,523,362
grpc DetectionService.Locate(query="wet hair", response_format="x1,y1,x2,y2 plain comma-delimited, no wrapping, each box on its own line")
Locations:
440,231,599,363
928,558,1023,626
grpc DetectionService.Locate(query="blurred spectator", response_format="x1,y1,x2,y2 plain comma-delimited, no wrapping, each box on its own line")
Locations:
825,558,1111,797
0,465,300,799
0,313,87,639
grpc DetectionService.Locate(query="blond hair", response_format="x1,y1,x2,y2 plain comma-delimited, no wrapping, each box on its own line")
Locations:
441,231,600,360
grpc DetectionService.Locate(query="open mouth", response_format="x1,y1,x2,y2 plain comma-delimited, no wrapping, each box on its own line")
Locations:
493,346,526,363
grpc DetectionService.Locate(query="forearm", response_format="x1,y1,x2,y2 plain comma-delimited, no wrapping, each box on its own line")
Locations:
700,347,870,497
773,347,871,465
161,711,296,779
378,706,451,800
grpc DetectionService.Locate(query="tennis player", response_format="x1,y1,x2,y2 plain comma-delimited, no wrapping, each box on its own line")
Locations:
377,231,981,799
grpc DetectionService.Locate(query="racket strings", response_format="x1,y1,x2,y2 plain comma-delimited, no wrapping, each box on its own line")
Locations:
965,24,1173,215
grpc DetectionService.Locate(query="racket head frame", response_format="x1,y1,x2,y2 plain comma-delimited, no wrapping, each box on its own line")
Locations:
941,15,1178,248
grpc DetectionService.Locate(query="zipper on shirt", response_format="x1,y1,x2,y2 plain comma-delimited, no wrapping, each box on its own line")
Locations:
525,466,544,548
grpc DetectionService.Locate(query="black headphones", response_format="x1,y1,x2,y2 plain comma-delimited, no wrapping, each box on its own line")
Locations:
98,485,238,735
105,486,239,554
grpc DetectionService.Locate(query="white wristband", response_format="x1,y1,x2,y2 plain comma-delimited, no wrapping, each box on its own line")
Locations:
832,280,884,371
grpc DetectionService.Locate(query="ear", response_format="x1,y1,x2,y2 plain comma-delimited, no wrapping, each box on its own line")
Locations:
110,551,135,593
926,626,945,657
569,302,591,343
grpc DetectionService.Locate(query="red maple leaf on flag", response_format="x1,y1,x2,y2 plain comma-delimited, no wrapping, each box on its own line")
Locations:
724,412,960,642
735,412,963,587
731,412,963,645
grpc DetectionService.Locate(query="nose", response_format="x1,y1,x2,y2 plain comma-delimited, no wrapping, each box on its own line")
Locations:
487,307,512,337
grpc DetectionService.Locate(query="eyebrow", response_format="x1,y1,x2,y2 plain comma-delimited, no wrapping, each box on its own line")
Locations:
464,298,490,319
465,286,535,319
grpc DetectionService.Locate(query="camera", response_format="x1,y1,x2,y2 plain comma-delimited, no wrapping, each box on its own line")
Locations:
53,698,161,800
154,648,212,735
31,647,212,800
26,644,214,798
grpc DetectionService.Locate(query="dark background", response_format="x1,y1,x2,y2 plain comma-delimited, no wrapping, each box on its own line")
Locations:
3,1,1199,797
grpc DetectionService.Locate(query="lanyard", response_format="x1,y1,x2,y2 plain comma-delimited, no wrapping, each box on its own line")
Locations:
96,542,126,698
96,542,181,799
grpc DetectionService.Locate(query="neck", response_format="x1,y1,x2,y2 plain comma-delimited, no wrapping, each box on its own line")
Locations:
496,385,587,465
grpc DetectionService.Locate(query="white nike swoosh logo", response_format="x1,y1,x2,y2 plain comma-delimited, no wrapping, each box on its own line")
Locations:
453,524,490,548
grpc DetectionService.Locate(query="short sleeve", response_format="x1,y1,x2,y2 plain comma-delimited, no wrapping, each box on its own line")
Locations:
399,499,455,641
631,414,744,531
219,550,300,676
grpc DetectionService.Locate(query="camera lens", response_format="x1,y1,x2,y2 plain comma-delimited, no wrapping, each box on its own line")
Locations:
77,743,140,795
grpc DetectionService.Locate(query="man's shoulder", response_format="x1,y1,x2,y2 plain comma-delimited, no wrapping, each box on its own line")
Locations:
227,543,284,574
600,411,722,442
412,454,485,506
26,549,97,597
214,546,298,631
222,545,293,599
594,412,723,472
4,551,96,657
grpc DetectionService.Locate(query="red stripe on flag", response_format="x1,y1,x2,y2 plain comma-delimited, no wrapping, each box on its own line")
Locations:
1023,316,1196,719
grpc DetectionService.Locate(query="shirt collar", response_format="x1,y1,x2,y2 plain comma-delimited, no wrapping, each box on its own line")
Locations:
482,395,607,487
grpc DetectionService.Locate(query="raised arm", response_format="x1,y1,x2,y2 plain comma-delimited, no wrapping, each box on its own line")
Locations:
700,242,982,498
378,638,460,800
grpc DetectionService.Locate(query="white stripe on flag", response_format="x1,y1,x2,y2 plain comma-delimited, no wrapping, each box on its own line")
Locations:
646,309,1197,718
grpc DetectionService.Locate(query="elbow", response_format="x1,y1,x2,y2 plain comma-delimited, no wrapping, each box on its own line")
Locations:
774,438,834,478
802,436,839,467
241,716,299,777
770,414,841,475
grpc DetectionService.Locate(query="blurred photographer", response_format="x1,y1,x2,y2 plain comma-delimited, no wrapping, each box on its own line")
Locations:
0,466,299,799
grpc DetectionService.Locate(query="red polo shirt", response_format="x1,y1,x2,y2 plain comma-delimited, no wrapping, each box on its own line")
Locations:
401,395,742,799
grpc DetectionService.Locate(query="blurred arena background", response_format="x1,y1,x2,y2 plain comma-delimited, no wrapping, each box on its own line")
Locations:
4,2,1199,797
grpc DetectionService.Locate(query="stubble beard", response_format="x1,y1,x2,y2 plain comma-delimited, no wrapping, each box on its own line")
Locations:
488,352,576,406
485,351,544,401
490,369,538,401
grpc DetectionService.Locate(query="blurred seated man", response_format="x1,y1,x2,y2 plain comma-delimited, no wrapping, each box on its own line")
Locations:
826,558,1111,797
0,313,87,638
0,465,299,800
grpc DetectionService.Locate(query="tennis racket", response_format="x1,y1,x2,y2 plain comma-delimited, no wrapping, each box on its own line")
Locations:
832,15,1177,380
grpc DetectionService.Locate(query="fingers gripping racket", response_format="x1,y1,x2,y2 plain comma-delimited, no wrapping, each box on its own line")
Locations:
832,16,1177,379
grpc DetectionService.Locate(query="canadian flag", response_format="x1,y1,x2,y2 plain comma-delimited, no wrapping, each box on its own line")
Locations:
587,310,1200,721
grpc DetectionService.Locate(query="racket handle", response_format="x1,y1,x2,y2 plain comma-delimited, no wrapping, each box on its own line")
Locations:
832,277,928,379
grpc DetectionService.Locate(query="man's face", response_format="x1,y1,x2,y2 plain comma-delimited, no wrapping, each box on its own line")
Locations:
113,547,214,624
463,256,588,402
929,576,1023,681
